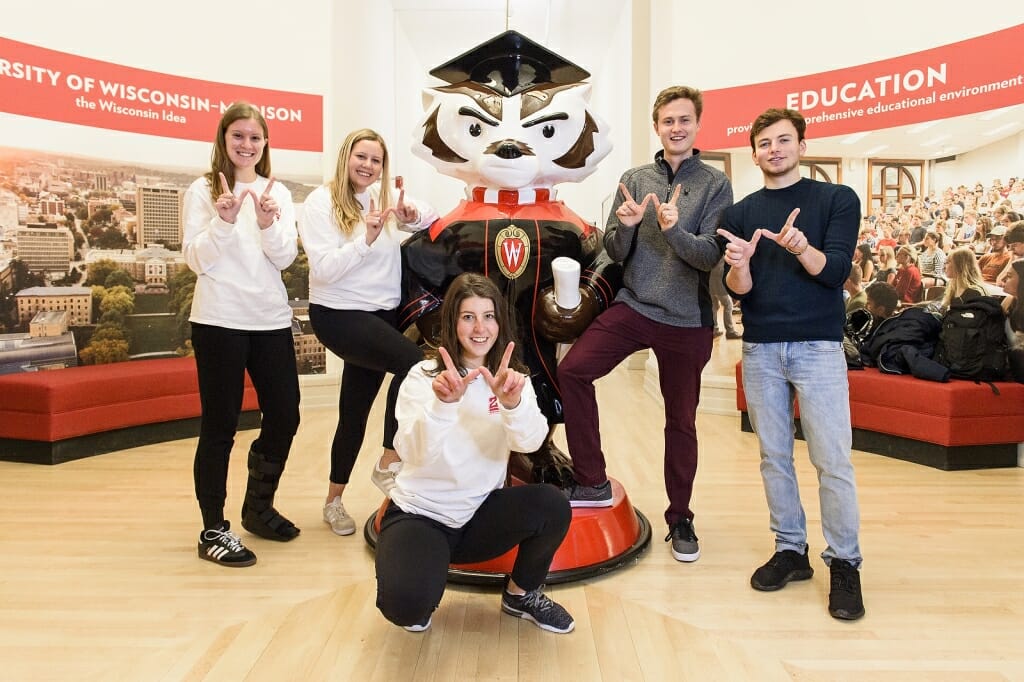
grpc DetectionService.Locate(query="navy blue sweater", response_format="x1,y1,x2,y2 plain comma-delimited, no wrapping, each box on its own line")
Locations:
720,178,860,343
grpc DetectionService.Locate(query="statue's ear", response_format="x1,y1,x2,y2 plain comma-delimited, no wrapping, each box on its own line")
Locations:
422,88,437,112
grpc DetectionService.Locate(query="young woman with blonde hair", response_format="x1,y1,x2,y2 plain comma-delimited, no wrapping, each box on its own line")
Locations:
873,245,897,286
940,247,988,310
893,245,922,304
300,129,438,536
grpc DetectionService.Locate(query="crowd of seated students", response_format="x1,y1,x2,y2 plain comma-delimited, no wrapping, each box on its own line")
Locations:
854,177,1024,308
845,178,1024,382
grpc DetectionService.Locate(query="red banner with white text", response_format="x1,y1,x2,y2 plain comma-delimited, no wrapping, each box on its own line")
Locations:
0,37,323,152
701,24,1024,150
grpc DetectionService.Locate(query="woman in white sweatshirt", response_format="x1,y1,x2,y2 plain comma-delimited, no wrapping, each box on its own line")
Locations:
375,273,575,635
299,129,438,536
183,102,301,568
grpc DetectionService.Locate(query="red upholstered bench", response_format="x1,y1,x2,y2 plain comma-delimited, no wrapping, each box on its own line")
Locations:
0,357,260,465
735,362,1024,470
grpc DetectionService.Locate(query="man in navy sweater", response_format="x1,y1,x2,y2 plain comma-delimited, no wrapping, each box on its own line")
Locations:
718,108,865,621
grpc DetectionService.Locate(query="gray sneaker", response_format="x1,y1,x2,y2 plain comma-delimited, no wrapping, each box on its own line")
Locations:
371,460,401,496
564,480,613,508
323,496,356,536
666,518,700,562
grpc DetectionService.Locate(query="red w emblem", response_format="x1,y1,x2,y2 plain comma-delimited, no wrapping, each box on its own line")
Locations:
495,225,530,280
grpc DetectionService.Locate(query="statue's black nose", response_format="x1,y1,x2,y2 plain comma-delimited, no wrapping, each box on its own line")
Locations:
496,142,523,159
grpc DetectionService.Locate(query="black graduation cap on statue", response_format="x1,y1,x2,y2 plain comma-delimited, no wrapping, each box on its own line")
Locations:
429,30,590,97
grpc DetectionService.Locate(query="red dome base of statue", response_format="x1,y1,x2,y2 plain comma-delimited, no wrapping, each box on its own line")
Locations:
363,477,651,585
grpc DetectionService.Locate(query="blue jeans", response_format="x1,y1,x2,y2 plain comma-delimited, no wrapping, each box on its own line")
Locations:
741,341,862,568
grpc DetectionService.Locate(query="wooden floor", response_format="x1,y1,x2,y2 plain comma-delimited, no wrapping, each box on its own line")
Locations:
2,337,1023,681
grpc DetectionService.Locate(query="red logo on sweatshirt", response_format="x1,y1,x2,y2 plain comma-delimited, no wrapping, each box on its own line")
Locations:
489,396,499,414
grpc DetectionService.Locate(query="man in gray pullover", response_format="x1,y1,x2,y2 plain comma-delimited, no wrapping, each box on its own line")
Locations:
559,85,733,562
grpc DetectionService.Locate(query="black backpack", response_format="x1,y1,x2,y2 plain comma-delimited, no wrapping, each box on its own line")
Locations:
842,308,874,369
936,295,1009,381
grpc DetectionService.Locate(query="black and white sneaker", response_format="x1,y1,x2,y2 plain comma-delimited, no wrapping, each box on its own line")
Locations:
666,518,700,562
403,616,432,632
198,521,257,568
501,586,575,634
564,480,613,508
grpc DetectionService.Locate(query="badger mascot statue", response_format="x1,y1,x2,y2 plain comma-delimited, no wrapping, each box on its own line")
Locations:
399,31,619,485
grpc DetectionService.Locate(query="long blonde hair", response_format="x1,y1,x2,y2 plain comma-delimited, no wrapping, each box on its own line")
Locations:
877,245,896,271
329,128,393,235
941,247,987,308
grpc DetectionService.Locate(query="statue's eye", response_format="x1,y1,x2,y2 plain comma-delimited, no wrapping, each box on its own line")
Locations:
469,123,482,137
542,124,555,139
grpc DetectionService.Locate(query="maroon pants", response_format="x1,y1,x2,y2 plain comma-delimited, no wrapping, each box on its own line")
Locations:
558,303,712,526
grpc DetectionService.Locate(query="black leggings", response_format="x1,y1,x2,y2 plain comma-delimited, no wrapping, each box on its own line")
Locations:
308,304,423,484
191,323,300,525
374,484,571,628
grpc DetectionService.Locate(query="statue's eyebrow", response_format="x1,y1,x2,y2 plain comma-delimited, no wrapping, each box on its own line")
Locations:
523,111,569,128
458,106,500,127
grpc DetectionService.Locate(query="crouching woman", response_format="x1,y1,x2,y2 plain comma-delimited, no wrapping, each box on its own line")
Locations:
375,273,574,634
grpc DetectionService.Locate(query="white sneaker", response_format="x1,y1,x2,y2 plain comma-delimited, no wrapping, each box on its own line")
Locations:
323,496,356,536
371,460,402,496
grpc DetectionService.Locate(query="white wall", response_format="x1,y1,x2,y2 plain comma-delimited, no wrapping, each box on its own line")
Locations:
931,131,1024,193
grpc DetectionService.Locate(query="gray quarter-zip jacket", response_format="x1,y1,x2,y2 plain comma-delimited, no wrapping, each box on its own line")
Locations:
604,150,733,328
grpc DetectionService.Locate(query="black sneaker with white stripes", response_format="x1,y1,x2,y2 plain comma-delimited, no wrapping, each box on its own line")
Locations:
501,586,575,634
198,521,257,568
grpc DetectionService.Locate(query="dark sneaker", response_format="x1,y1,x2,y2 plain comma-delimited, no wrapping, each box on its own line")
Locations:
564,480,612,508
750,548,814,591
403,616,432,632
665,518,700,562
501,586,575,634
828,559,865,621
198,521,257,568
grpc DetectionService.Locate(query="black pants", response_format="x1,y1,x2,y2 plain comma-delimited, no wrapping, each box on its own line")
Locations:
374,484,571,627
191,323,300,524
308,304,422,484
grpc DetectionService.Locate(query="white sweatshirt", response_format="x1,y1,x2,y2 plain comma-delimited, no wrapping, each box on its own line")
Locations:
183,175,297,330
390,360,549,528
299,184,438,311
